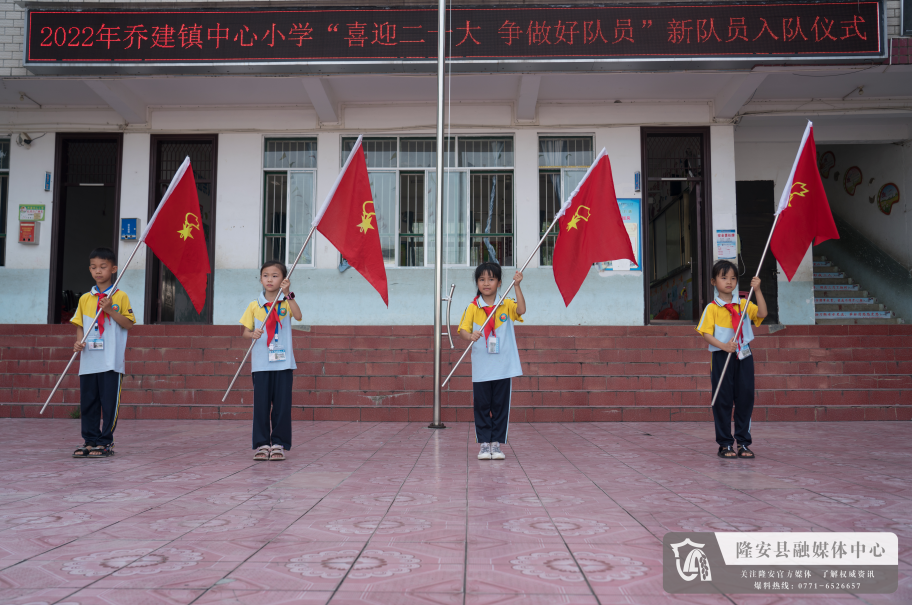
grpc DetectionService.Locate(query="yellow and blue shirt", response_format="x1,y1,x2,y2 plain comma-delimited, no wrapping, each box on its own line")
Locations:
458,296,523,383
696,295,764,353
239,292,297,373
70,285,135,375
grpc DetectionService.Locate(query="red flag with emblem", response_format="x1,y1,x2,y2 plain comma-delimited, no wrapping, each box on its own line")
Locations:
313,136,389,305
770,122,839,281
142,157,211,313
552,149,637,306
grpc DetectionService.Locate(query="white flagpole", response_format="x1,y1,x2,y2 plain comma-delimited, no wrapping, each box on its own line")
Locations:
40,156,194,415
430,0,447,428
709,121,811,407
221,139,364,401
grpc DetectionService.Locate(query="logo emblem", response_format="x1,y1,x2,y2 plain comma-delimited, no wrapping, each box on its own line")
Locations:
178,212,202,241
357,201,377,233
112,304,120,312
499,313,507,322
669,538,712,582
566,205,591,231
278,307,287,317
787,182,809,208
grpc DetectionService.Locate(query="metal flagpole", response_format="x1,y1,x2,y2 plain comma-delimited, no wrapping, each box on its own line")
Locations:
40,240,144,414
441,213,561,388
709,213,781,407
429,0,447,428
222,225,317,402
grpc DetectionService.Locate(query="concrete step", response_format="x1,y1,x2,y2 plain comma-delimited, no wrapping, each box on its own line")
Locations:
816,310,894,320
816,304,884,312
815,277,854,286
815,318,905,325
813,266,842,273
813,255,828,262
814,289,868,298
813,261,833,267
814,271,846,278
814,284,860,291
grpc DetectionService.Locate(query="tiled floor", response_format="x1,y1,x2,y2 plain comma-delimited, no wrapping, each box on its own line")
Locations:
0,420,909,605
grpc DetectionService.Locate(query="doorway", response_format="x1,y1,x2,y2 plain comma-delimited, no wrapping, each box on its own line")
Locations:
736,181,779,323
48,135,123,324
641,128,712,323
145,136,217,324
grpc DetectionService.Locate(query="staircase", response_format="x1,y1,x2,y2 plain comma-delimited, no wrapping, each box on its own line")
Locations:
2,324,910,422
813,256,903,325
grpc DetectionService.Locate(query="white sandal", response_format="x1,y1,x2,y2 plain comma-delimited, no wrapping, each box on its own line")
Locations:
269,445,286,461
253,445,270,461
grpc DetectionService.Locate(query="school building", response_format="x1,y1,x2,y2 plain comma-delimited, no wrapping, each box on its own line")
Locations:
0,1,910,422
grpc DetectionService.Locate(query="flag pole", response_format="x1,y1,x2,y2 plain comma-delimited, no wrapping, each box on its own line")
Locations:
40,240,144,414
221,225,318,402
429,0,447,429
709,213,781,407
441,213,561,388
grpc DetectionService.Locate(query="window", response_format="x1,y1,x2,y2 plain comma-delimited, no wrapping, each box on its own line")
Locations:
341,136,513,267
538,137,594,265
0,140,8,266
263,139,317,265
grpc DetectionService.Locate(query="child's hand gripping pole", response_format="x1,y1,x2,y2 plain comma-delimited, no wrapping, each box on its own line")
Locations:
441,212,560,388
40,240,144,415
709,213,781,407
221,225,317,402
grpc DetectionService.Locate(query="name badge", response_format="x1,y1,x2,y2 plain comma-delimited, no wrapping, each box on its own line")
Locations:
88,339,104,351
486,335,499,354
269,348,287,362
738,344,752,360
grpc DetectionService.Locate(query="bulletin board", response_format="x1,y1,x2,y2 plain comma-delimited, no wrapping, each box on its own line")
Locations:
598,198,641,272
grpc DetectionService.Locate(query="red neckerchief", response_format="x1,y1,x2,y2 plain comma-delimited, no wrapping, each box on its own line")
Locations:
93,287,115,337
472,296,497,343
722,301,746,345
263,297,284,344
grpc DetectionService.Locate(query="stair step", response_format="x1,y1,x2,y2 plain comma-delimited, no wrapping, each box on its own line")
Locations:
814,272,846,278
813,266,841,273
813,255,828,262
812,261,833,267
816,304,884,312
815,318,904,325
815,297,876,305
816,311,894,319
815,278,854,286
814,284,860,291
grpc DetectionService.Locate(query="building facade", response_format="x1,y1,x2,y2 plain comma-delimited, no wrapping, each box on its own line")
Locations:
1,0,909,328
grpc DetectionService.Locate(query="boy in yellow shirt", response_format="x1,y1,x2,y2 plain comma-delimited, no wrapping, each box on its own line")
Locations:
71,247,135,458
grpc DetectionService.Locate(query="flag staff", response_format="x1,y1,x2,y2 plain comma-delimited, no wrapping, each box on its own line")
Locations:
429,0,447,428
39,240,144,414
441,212,561,388
709,213,781,407
221,225,317,402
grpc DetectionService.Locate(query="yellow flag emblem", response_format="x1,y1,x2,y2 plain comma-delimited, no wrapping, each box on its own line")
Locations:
566,205,591,231
357,201,377,233
177,212,202,241
787,182,809,208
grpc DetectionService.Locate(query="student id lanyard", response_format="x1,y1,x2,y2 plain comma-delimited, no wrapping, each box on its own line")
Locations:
267,309,287,362
88,321,104,351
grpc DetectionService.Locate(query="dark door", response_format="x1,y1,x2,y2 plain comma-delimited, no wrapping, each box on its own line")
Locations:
48,135,123,324
145,136,217,324
641,128,712,323
736,181,779,324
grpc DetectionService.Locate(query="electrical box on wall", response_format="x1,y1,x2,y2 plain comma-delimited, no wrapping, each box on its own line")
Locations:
121,218,140,241
19,222,39,244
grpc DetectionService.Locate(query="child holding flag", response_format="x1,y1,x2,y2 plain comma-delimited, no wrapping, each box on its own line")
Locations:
696,260,767,459
71,247,135,458
458,262,526,461
240,260,302,461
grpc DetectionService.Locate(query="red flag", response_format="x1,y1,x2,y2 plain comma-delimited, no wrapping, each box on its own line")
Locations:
770,122,839,281
314,136,389,305
552,149,637,306
142,157,211,313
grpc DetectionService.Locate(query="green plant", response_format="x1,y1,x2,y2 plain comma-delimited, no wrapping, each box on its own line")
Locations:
69,407,80,419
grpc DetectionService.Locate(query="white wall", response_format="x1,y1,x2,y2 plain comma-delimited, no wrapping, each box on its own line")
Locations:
0,134,55,323
817,143,912,269
116,133,150,324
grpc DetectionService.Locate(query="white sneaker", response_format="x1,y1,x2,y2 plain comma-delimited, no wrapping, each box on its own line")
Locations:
490,442,506,460
478,443,492,460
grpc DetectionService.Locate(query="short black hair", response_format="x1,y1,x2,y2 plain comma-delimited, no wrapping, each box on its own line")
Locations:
711,260,738,281
474,261,502,295
89,247,116,264
260,260,288,279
